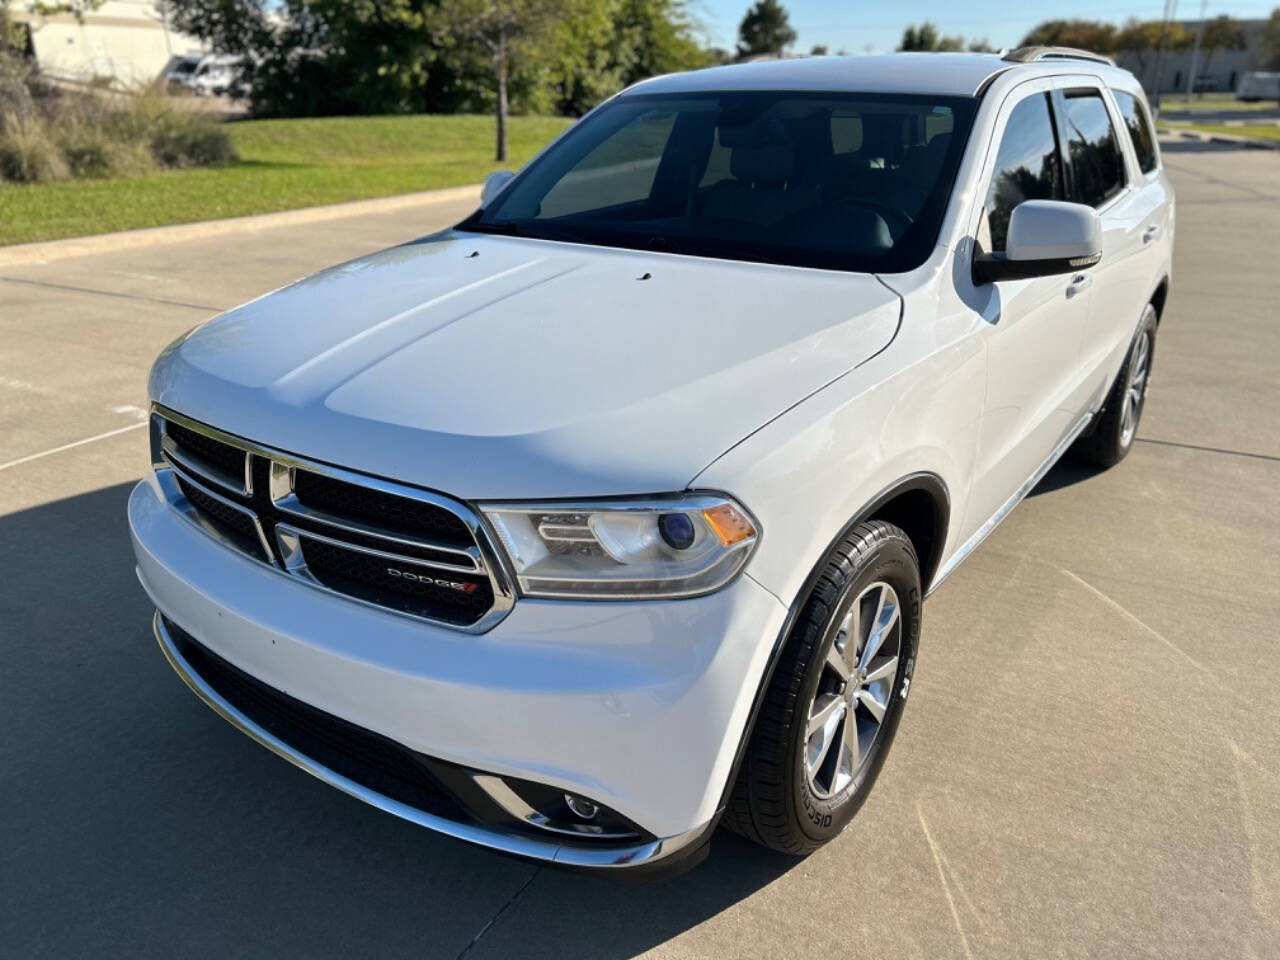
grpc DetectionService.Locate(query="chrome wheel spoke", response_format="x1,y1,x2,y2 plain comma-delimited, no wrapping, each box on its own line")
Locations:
808,692,843,738
806,697,846,789
862,654,899,685
856,685,888,723
839,702,861,773
859,589,898,674
826,637,852,683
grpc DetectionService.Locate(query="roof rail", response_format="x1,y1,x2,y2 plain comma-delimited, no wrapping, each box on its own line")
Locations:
1001,46,1114,67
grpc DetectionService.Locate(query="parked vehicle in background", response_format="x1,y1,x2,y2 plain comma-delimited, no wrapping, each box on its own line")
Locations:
130,47,1173,876
1237,72,1280,101
189,54,247,98
156,54,202,95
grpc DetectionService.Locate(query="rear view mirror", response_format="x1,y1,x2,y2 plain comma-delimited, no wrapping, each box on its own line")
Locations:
481,170,515,207
973,200,1102,285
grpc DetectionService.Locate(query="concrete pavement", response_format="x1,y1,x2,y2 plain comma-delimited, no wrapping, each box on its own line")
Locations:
1,139,1277,959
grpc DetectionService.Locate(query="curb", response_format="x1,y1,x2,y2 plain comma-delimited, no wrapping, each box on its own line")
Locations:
0,184,481,268
1157,126,1280,151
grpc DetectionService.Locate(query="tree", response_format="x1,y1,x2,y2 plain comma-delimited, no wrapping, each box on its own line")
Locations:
736,0,795,60
165,0,453,118
1021,19,1117,54
1196,15,1247,79
431,0,568,162
899,22,964,52
809,44,828,56
1261,8,1280,70
168,0,718,122
967,38,995,53
1115,18,1190,80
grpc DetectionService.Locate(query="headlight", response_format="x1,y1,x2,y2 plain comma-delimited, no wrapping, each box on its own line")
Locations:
481,494,759,599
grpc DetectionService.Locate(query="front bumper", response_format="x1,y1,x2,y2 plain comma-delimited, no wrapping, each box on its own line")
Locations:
129,474,787,870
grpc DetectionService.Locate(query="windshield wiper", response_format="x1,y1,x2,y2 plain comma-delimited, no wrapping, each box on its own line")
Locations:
462,220,590,245
463,220,523,236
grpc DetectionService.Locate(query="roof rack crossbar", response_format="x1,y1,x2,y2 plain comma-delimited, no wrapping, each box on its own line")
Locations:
1001,46,1114,67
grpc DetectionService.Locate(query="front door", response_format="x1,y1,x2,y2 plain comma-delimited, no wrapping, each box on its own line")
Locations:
961,83,1094,537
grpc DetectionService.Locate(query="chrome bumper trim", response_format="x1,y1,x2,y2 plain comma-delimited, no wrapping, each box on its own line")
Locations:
153,611,710,871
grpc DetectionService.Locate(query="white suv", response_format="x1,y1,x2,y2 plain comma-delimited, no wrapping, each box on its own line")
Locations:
130,49,1173,876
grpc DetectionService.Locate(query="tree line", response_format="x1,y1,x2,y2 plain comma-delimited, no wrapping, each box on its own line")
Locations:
163,0,812,159
159,2,1280,161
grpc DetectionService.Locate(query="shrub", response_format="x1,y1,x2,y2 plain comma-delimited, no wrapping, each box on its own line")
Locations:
0,113,70,183
0,43,34,120
0,78,237,183
145,106,237,167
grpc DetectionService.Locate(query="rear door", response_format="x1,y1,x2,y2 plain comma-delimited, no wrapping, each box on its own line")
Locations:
1051,80,1153,404
960,81,1094,536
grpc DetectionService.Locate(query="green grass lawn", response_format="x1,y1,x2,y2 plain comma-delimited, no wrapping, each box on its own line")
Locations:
1160,120,1280,142
1158,94,1279,113
0,113,572,246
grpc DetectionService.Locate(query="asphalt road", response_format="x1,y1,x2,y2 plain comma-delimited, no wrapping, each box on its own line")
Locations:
2,139,1278,959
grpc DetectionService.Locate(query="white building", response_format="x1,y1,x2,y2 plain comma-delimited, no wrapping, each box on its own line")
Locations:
5,0,205,87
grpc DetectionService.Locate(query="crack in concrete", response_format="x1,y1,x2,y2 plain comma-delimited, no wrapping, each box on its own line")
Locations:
0,275,222,312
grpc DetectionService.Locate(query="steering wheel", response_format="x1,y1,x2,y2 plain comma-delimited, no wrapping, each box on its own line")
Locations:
834,197,915,236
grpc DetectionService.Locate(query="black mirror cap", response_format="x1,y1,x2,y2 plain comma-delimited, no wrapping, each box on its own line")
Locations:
973,251,1101,286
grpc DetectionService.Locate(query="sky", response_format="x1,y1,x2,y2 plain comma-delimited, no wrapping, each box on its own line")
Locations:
692,0,1279,54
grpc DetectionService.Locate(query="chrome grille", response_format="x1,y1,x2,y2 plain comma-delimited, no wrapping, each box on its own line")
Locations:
151,407,513,632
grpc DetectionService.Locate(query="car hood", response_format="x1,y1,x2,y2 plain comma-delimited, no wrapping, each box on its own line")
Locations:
151,232,900,499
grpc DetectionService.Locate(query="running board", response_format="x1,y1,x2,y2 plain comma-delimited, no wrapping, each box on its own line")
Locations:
927,412,1093,596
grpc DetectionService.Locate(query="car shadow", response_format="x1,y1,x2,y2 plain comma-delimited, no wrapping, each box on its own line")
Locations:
1027,457,1105,497
0,482,795,960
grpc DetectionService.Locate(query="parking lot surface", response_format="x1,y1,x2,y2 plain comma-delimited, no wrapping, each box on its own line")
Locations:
2,140,1278,959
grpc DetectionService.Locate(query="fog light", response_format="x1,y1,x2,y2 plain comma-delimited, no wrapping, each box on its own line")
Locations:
564,793,599,820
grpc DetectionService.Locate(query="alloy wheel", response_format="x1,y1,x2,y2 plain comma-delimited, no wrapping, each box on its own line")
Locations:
1120,327,1151,448
804,581,902,800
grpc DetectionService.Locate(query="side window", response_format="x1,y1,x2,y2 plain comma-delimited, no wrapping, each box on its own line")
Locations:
1059,90,1127,207
1112,90,1158,174
982,93,1064,253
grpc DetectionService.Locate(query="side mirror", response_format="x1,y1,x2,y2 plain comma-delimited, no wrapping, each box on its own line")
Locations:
481,170,515,207
973,200,1101,285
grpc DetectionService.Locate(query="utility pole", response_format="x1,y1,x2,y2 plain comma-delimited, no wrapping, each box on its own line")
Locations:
1185,0,1208,102
1151,0,1180,112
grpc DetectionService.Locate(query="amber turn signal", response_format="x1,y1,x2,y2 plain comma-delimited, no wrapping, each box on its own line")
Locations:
701,503,757,546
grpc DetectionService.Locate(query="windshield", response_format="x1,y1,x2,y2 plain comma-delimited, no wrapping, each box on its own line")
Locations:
460,91,976,273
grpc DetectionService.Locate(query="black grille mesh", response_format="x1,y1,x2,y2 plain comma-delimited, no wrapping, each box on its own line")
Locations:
301,537,493,625
167,420,245,485
294,470,473,547
166,619,468,820
176,476,263,557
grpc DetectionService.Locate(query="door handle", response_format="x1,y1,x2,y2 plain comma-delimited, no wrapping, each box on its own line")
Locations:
1142,224,1161,244
1065,274,1092,298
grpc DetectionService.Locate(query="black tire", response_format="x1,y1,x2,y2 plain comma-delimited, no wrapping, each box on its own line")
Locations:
723,520,921,854
1073,304,1158,468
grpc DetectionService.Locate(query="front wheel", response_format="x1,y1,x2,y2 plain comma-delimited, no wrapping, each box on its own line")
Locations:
723,520,921,854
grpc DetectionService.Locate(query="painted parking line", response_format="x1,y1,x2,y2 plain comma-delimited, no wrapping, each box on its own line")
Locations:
0,421,147,473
